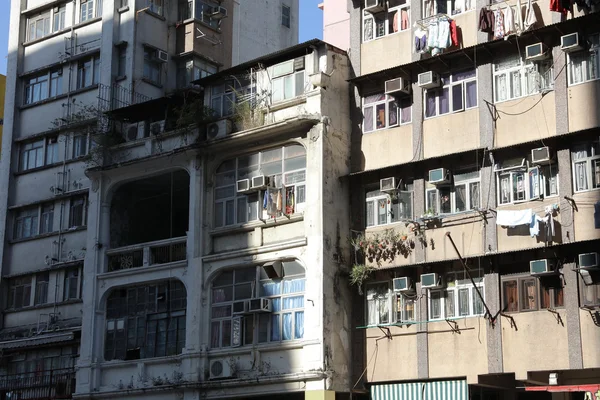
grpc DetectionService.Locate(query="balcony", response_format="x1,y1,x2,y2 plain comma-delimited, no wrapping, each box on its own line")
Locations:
107,237,187,272
0,368,75,399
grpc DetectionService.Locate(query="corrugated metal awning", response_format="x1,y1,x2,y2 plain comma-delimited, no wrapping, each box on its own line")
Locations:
0,332,75,350
371,380,468,400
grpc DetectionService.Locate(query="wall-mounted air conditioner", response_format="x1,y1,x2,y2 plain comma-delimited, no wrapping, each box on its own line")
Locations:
385,77,411,96
579,252,599,270
157,50,169,62
530,259,556,275
561,33,583,52
149,120,165,135
248,298,272,313
531,146,551,164
210,6,227,19
236,179,250,193
251,175,269,190
206,119,233,140
418,71,441,89
365,0,384,13
428,168,450,185
262,260,283,279
380,177,396,192
124,122,145,141
525,43,549,61
209,359,234,379
393,277,412,292
420,273,442,289
232,300,248,315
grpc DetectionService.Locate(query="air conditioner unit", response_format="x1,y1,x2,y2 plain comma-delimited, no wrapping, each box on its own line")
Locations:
531,146,551,165
248,298,272,313
420,273,442,289
236,179,251,193
385,77,411,96
251,175,269,190
149,120,165,136
232,300,248,315
262,260,283,279
365,0,384,13
525,43,549,61
210,6,227,19
209,359,234,380
157,50,169,62
206,119,233,140
579,252,599,270
418,71,441,89
530,259,556,275
380,177,396,192
428,168,450,185
393,277,412,292
561,32,583,52
124,122,145,141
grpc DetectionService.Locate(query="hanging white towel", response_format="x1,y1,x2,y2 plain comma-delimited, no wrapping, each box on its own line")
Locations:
515,0,524,34
438,19,451,49
504,6,515,36
524,0,537,31
496,209,533,227
545,205,555,237
530,214,545,237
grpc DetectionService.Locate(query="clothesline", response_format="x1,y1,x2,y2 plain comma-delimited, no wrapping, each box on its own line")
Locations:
414,13,451,29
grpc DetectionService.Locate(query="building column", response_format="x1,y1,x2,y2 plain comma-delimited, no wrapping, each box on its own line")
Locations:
563,261,584,370
416,282,429,379
484,272,503,374
413,179,426,263
553,47,569,137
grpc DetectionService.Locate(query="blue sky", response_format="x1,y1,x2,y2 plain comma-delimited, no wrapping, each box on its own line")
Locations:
0,1,323,75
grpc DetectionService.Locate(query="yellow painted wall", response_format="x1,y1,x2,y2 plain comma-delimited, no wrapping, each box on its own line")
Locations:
422,109,479,159
0,74,5,159
361,30,412,75
568,80,600,133
580,309,600,369
365,326,419,382
360,125,413,171
572,191,600,242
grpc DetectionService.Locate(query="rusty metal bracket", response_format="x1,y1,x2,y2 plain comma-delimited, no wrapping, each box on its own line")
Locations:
378,326,392,340
445,319,460,334
547,308,564,326
500,313,518,331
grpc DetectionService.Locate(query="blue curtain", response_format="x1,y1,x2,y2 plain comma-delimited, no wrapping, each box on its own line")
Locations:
283,278,305,294
283,296,304,309
282,313,292,340
271,314,280,341
295,311,304,339
261,280,281,296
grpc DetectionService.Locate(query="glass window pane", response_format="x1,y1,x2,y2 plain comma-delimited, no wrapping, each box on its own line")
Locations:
465,80,477,108
430,291,441,319
295,71,305,96
445,290,455,318
363,106,374,132
377,198,388,225
458,288,469,316
452,83,463,112
454,184,466,212
503,280,518,312
283,75,294,99
513,172,526,201
439,187,451,214
469,182,480,209
439,87,450,114
375,103,386,129
472,287,484,315
521,279,537,310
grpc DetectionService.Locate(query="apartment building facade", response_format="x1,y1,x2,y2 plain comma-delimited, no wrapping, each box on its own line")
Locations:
347,0,600,399
0,0,298,399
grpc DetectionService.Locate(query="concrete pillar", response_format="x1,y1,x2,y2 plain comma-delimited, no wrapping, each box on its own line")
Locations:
412,83,424,162
478,63,494,150
553,47,569,137
557,148,574,243
484,272,503,374
563,262,583,370
416,282,429,379
413,179,426,263
480,165,497,252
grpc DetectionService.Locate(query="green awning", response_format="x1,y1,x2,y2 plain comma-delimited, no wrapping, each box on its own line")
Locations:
371,380,468,400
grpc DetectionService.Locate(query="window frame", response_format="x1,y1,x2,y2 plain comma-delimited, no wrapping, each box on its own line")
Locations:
571,142,600,193
425,171,481,215
15,207,40,240
69,196,87,228
146,0,164,15
40,203,55,234
8,277,33,309
271,60,306,103
422,0,474,18
365,187,414,228
493,55,554,103
210,83,235,118
428,273,485,321
80,0,95,22
63,268,81,301
73,134,89,159
143,48,163,85
362,93,412,133
26,9,51,42
35,272,50,305
76,56,100,89
496,162,559,205
281,4,291,28
365,281,417,325
567,33,600,87
24,68,63,105
20,139,45,171
501,274,564,313
362,1,411,43
424,69,478,119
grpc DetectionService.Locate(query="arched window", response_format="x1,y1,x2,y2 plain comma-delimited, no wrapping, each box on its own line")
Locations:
105,280,186,361
214,144,306,228
210,261,305,348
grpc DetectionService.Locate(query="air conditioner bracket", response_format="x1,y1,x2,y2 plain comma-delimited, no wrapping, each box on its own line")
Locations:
445,319,460,334
378,326,392,340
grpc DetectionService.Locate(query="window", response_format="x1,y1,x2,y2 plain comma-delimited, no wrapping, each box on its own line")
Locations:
428,271,485,320
105,280,186,361
494,54,553,103
365,281,416,325
20,139,44,171
63,268,80,300
426,170,480,215
215,145,306,228
69,196,87,228
502,275,564,312
46,137,59,164
363,0,410,42
425,69,477,118
40,203,55,234
53,5,66,31
271,60,306,103
35,272,50,305
178,0,192,20
77,56,100,89
365,185,414,227
117,46,127,77
97,0,103,16
362,93,412,133
24,68,63,105
143,48,162,85
73,134,88,158
146,0,163,14
178,58,217,88
496,160,559,204
423,0,474,17
27,10,50,41
196,1,221,29
211,84,235,118
8,277,32,309
568,33,600,86
15,207,39,239
7,347,77,376
572,142,600,192
80,0,94,22
210,262,305,348
282,4,291,27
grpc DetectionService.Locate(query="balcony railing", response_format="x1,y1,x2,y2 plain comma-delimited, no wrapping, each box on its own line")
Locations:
107,237,187,272
0,368,75,399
